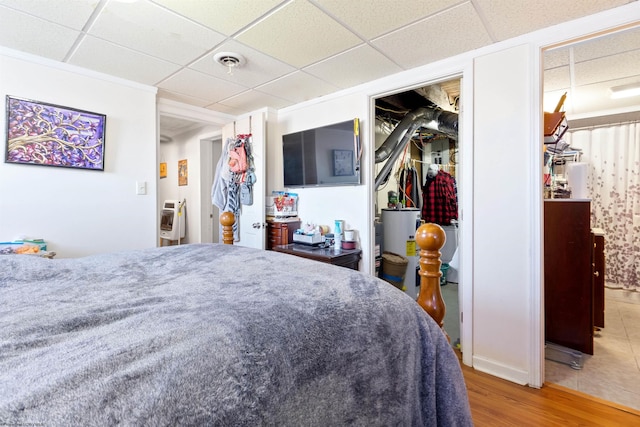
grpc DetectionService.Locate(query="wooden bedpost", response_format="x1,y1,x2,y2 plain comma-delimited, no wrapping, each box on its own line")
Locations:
415,223,449,341
220,212,235,245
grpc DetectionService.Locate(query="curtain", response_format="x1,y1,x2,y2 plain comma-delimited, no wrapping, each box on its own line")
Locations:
567,122,640,292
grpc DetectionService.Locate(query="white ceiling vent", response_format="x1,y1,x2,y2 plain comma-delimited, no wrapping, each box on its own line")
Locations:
213,52,246,75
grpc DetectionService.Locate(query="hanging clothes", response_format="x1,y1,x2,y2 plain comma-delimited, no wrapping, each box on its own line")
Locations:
211,134,256,241
398,164,421,209
421,169,458,225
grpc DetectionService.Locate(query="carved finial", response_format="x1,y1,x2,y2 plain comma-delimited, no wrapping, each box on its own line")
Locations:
415,223,446,252
415,223,449,341
220,212,235,245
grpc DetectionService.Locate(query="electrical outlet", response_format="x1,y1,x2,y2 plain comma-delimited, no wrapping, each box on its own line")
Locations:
136,181,147,195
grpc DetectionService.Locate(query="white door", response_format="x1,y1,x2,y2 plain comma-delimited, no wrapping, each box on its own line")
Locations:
222,113,266,249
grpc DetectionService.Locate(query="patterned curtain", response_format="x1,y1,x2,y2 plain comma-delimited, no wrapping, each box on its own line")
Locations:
567,122,640,292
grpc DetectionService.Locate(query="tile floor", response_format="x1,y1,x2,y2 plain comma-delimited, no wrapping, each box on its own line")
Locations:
545,288,640,411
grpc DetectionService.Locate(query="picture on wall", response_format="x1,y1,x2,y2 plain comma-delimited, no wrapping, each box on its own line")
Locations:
178,159,188,186
159,162,167,179
5,96,106,171
333,149,354,176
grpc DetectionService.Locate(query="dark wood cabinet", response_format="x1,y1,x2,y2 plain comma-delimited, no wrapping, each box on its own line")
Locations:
592,229,605,329
273,244,361,270
266,219,301,250
544,200,593,355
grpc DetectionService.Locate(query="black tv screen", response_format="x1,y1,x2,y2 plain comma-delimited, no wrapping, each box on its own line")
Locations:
282,118,361,188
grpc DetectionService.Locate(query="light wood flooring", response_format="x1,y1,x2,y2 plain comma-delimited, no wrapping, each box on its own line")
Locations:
461,357,640,426
460,288,640,425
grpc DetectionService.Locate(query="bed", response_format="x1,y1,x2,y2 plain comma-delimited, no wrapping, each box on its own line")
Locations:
0,243,472,426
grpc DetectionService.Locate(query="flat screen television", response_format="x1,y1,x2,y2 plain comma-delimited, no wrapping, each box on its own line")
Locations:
282,118,361,188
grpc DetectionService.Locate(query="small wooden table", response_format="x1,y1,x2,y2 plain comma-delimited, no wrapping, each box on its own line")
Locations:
273,244,361,270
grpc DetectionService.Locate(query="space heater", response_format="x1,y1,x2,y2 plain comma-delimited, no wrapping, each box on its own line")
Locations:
160,199,186,243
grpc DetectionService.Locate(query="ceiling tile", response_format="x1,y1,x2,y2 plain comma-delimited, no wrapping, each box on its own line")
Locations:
236,0,361,68
573,25,640,63
0,6,80,61
152,0,285,36
544,66,571,92
89,0,225,66
543,47,570,69
158,68,249,102
69,36,181,84
314,0,460,39
256,71,339,103
372,2,492,69
475,0,631,41
190,39,295,87
304,44,403,89
0,0,99,30
217,89,292,113
205,103,245,116
157,88,211,108
575,50,640,86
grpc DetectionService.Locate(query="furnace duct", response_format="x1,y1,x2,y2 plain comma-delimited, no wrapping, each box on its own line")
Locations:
374,107,458,190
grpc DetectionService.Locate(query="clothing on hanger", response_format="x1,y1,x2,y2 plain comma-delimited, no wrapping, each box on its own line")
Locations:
421,169,458,225
398,163,421,209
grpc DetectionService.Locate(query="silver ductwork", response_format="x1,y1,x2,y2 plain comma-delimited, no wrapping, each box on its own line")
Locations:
374,107,458,190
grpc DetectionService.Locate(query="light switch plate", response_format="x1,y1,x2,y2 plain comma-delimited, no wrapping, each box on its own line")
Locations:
136,181,147,195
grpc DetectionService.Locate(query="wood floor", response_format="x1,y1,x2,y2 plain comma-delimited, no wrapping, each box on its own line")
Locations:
461,362,640,426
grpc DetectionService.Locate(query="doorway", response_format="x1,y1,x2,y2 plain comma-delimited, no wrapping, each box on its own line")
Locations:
373,78,462,347
542,24,640,411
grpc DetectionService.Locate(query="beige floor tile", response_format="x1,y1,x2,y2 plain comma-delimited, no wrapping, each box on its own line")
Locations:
547,287,640,410
594,333,633,355
580,350,640,394
577,377,640,411
544,359,578,389
630,338,640,357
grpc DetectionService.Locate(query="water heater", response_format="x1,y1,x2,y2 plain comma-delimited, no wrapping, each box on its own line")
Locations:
381,208,421,299
160,199,186,241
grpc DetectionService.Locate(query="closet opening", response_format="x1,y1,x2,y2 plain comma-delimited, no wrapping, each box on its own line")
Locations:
373,78,462,348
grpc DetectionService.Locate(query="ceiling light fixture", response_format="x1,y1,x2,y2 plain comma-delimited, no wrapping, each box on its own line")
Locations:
213,52,246,76
610,83,640,99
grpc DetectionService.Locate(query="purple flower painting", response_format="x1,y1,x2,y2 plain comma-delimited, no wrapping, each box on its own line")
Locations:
5,96,106,170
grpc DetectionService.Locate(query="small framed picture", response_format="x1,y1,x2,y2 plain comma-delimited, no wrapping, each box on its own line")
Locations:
333,149,354,176
159,162,167,179
5,95,106,170
178,159,188,186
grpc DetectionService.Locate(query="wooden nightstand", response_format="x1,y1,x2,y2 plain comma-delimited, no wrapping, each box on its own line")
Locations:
273,243,361,270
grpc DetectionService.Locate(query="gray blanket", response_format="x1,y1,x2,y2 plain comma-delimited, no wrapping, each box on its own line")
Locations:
0,244,472,426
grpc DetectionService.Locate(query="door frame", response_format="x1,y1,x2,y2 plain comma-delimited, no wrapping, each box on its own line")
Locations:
368,66,474,367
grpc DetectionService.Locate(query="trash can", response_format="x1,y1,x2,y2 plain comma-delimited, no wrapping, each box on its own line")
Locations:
381,252,409,291
440,263,450,286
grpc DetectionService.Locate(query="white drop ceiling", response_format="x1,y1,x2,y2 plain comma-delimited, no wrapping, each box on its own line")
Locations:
1,0,639,135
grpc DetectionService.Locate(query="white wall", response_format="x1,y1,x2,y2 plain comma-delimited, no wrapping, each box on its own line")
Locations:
0,49,157,258
471,44,536,384
277,94,371,271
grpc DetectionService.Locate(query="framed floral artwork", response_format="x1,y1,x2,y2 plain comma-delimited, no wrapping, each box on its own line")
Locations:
5,95,106,170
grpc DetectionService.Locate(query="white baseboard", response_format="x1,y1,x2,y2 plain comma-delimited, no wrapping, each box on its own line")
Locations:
472,355,530,386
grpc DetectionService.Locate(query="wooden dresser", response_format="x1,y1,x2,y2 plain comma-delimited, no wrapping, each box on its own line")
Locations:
273,244,361,270
266,219,301,250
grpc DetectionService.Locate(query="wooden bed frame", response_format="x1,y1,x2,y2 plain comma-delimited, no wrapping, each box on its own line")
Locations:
219,212,448,338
